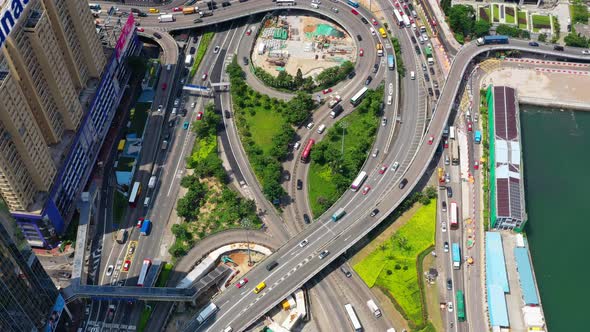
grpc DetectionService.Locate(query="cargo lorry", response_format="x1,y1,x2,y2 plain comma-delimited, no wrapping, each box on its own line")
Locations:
476,35,508,46
158,14,175,23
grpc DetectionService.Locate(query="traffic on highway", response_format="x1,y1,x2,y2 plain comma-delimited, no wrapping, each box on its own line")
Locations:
77,1,590,332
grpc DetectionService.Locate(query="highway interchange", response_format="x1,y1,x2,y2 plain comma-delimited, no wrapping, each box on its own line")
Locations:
84,0,590,331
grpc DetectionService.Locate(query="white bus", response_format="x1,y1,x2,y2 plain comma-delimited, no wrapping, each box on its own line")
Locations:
137,259,152,287
350,87,368,106
344,304,362,332
276,0,296,5
128,182,142,207
449,126,456,140
450,202,458,229
393,9,403,27
350,171,368,192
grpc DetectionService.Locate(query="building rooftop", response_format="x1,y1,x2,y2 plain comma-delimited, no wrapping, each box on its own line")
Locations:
486,232,510,327
514,247,540,305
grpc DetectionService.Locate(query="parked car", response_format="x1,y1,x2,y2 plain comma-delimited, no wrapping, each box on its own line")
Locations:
303,214,311,224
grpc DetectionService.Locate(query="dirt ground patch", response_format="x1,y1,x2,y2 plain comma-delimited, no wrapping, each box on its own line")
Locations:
252,15,356,78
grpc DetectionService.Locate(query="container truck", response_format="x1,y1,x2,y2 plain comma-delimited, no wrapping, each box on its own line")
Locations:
328,95,341,109
158,14,175,23
452,243,461,269
183,7,196,15
476,35,509,46
196,303,218,325
140,219,151,236
330,104,343,118
331,208,346,222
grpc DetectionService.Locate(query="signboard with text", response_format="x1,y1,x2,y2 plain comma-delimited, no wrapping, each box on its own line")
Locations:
115,14,135,63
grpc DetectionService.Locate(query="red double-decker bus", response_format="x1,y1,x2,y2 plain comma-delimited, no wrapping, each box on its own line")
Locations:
300,139,315,163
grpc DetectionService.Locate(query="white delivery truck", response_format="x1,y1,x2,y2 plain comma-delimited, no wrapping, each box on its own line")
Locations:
148,176,157,189
158,14,175,23
185,54,193,67
366,299,382,318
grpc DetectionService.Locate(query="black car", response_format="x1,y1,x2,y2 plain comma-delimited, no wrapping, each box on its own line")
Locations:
373,63,379,73
428,87,433,96
163,132,170,140
446,278,452,290
429,67,435,75
424,73,430,82
399,178,408,189
435,89,440,98
357,34,362,41
193,18,203,23
340,267,352,278
168,119,175,128
554,45,564,51
411,36,417,44
190,47,196,54
266,261,279,271
529,41,539,47
442,201,447,211
224,110,231,118
297,179,303,190
447,187,453,197
348,71,356,79
131,8,141,14
303,214,311,224
181,109,187,117
361,17,369,24
243,56,249,65
138,12,148,17
222,1,231,7
415,45,421,55
370,208,379,217
153,32,162,39
193,36,198,43
365,75,372,85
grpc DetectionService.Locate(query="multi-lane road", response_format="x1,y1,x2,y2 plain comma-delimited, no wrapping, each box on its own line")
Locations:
85,0,590,331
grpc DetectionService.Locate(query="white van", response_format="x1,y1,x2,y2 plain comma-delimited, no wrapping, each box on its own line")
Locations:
294,141,301,150
172,108,177,115
410,71,415,80
317,124,326,134
310,3,319,8
223,327,233,332
370,27,376,35
148,176,157,189
143,197,150,208
387,95,393,105
420,26,427,33
427,57,434,65
306,122,314,129
167,64,172,71
411,23,416,31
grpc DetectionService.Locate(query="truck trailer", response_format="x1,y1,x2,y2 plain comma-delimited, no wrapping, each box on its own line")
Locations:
330,104,343,118
476,35,508,46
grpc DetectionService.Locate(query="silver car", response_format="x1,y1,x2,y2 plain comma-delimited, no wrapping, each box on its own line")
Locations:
319,250,330,259
391,161,400,171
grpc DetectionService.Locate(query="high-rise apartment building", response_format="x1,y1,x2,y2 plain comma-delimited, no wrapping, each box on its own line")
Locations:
0,219,65,331
0,1,141,247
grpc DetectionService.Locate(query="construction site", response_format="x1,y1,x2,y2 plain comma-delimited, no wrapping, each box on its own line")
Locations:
251,14,356,78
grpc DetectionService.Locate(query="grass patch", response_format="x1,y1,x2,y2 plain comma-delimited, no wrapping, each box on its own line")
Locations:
243,107,287,155
155,263,174,287
505,7,516,24
570,0,589,25
479,7,490,22
518,11,528,30
532,14,551,33
190,32,214,78
354,201,436,328
480,88,490,230
129,102,151,137
113,191,128,224
137,305,152,332
307,88,383,216
492,4,500,22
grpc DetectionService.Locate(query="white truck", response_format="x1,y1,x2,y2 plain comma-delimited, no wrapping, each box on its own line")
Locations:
328,95,341,109
158,14,175,23
196,303,218,325
185,54,193,67
148,176,157,189
366,299,382,318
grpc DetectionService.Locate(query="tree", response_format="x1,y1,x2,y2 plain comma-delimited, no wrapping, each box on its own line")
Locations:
473,20,491,37
441,0,452,15
538,33,547,42
448,5,476,37
564,32,589,47
424,186,437,199
294,68,304,88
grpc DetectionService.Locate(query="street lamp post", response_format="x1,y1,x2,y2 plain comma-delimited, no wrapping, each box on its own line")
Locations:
241,218,253,266
340,121,349,156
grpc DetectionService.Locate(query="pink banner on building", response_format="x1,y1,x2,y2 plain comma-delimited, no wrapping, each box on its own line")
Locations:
115,15,135,62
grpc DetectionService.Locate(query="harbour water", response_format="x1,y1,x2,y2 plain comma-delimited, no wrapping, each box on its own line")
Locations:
520,105,590,331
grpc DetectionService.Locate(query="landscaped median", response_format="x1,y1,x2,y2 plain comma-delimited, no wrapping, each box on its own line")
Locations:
354,199,436,329
189,32,214,78
308,87,383,216
226,58,315,204
169,103,261,259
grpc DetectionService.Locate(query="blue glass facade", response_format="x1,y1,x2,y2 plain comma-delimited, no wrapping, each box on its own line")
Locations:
14,32,142,248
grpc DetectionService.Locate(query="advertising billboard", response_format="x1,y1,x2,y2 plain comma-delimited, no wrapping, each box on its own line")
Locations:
115,14,135,62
